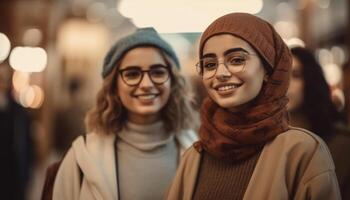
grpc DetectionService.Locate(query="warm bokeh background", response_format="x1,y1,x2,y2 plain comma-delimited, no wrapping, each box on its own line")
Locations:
0,0,349,199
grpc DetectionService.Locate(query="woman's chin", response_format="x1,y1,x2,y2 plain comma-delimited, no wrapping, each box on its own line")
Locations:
213,98,253,112
216,99,243,110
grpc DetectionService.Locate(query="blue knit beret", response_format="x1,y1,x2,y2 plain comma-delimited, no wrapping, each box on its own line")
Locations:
101,27,180,78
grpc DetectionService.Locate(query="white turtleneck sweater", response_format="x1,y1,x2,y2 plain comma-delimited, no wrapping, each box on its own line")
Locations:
117,121,178,200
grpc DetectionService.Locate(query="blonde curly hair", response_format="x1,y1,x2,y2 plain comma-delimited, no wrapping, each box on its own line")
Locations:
85,47,199,134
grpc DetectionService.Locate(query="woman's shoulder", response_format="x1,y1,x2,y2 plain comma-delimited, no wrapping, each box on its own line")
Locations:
265,126,335,172
179,145,201,162
183,145,200,155
273,126,328,150
67,132,116,167
273,127,333,159
72,132,115,147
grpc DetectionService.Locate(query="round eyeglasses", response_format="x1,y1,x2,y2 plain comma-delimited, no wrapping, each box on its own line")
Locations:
118,65,170,86
196,51,256,79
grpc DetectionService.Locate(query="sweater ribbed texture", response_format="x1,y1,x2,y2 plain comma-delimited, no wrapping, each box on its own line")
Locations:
117,121,178,200
192,151,262,200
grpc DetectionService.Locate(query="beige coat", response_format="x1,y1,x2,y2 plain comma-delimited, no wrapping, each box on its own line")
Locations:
166,127,341,200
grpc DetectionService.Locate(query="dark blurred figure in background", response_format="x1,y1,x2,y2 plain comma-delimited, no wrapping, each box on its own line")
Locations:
343,61,350,125
53,76,87,154
188,75,207,111
0,64,34,200
287,47,350,200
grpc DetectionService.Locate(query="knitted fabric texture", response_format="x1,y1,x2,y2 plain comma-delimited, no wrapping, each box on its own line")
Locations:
192,151,262,200
194,13,292,162
102,27,180,78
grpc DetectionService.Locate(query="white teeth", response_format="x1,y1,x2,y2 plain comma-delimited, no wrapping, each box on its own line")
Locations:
137,94,157,100
217,85,237,91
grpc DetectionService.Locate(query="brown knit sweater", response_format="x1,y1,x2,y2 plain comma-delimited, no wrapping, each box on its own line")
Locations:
192,151,262,200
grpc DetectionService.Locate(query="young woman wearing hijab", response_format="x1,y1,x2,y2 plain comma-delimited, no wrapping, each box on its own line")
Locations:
52,27,198,200
166,13,340,200
288,46,350,200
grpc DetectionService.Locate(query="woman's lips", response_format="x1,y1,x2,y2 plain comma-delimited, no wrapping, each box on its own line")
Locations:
133,93,159,104
214,83,243,96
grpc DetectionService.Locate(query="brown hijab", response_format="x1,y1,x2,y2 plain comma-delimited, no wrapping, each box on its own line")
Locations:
194,13,292,162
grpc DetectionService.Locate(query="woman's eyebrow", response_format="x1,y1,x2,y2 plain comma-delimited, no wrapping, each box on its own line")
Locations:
119,65,141,70
150,63,167,68
202,48,250,58
202,53,216,58
223,47,249,56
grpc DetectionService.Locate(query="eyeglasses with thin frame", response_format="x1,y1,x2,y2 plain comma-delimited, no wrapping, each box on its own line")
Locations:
118,65,170,86
196,51,256,79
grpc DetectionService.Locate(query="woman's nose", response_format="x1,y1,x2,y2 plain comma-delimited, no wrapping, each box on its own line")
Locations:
138,73,154,88
215,62,232,80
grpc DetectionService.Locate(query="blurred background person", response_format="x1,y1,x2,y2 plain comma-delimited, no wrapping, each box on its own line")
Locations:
287,46,350,200
0,64,34,200
343,60,350,125
53,76,87,154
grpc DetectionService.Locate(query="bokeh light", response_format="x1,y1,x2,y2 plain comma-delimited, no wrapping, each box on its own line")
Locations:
19,85,44,109
285,37,306,48
12,71,30,92
22,28,43,46
9,46,47,72
118,0,263,33
0,32,11,63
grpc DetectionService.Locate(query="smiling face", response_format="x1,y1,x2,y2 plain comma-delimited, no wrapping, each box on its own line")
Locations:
117,47,171,124
201,34,266,111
